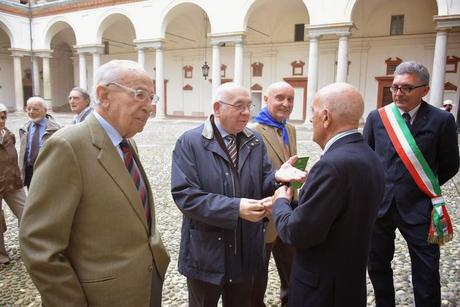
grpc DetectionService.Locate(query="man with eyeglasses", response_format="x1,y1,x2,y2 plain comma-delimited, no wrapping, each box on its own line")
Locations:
250,81,297,307
20,60,169,307
364,61,459,306
171,82,306,307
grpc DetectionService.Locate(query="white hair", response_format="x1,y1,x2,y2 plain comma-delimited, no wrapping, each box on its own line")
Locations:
93,60,148,104
26,96,47,110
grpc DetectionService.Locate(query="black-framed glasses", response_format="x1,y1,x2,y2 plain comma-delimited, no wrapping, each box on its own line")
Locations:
219,101,255,112
390,84,427,95
106,82,159,104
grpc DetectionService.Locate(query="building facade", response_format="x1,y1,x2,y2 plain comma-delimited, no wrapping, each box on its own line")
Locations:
0,0,459,122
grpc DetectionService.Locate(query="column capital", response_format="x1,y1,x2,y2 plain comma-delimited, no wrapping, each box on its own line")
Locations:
433,14,460,30
8,48,29,57
74,44,105,54
34,49,53,58
306,22,353,37
208,31,246,45
308,33,322,41
134,39,165,50
337,32,352,39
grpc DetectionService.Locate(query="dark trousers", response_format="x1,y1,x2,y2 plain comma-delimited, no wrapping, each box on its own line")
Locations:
24,164,34,189
251,236,295,307
150,266,164,307
187,277,252,307
368,202,440,307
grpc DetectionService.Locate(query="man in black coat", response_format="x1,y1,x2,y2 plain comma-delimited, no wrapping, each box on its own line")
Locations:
364,61,459,306
272,82,385,306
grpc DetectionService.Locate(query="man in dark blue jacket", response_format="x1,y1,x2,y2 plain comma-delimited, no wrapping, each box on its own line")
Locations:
364,61,459,306
272,82,385,306
171,82,306,307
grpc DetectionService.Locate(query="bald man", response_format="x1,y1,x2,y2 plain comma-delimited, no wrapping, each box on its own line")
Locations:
272,83,385,306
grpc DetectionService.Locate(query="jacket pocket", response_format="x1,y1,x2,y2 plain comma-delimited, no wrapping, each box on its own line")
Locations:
188,229,225,273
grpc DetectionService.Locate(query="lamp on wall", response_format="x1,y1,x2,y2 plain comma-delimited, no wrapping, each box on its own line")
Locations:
201,14,209,79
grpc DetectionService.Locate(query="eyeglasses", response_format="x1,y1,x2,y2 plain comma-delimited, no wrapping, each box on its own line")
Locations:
219,101,255,112
389,84,427,95
106,82,159,104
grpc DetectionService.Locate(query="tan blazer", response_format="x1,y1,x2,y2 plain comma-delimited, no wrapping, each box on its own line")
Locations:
20,114,170,307
251,122,297,243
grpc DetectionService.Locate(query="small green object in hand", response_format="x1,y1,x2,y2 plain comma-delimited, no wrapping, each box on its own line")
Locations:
292,156,309,189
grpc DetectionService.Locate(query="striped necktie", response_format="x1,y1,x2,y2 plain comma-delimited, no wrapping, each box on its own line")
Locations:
225,134,237,167
119,139,151,229
402,112,411,127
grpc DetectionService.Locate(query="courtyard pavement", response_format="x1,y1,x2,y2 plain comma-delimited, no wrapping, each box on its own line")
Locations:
1,112,459,306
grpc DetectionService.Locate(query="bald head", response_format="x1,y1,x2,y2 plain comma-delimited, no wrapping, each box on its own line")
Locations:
266,81,293,97
311,83,363,148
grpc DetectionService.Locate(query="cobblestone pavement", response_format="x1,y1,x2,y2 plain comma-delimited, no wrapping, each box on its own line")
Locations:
1,112,459,306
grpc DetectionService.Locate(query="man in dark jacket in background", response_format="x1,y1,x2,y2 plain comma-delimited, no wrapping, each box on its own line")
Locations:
171,82,306,307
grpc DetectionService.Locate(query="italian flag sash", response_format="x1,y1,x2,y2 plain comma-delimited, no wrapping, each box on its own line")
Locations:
378,103,453,245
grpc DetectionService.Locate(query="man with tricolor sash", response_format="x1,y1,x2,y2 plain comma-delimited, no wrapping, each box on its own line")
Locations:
364,61,459,307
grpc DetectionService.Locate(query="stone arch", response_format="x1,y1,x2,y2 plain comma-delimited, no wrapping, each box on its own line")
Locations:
95,10,137,43
0,17,14,47
43,17,76,48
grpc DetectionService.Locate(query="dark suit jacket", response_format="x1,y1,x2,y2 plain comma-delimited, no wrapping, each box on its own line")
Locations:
272,133,384,306
363,101,459,224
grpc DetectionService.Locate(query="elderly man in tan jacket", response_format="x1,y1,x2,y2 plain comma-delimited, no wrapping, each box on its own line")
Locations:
20,60,170,307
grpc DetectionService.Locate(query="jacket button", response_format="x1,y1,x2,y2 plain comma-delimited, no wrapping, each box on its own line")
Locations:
250,142,254,146
225,173,229,176
148,265,153,272
229,279,233,283
229,244,232,248
218,237,222,240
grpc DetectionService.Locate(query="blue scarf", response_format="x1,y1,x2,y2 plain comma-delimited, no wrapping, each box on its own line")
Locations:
254,107,289,145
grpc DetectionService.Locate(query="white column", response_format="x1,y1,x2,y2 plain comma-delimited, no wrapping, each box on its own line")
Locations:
234,40,244,86
306,34,321,123
93,52,101,83
336,33,350,83
13,56,24,111
42,56,52,109
155,45,165,119
212,42,221,99
32,57,40,96
79,53,87,90
137,47,145,69
430,30,448,107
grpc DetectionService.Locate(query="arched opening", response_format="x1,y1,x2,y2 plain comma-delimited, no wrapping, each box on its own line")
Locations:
0,22,14,110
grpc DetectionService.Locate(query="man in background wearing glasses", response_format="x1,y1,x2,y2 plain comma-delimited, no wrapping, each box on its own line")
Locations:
171,82,306,307
364,61,459,306
20,60,170,307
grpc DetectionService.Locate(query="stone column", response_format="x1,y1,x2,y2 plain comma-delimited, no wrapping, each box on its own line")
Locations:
306,34,321,123
212,42,222,99
32,56,40,96
137,47,145,70
336,33,350,83
12,54,24,111
93,52,101,82
430,30,448,107
154,42,165,119
42,55,52,109
234,40,244,86
78,52,87,90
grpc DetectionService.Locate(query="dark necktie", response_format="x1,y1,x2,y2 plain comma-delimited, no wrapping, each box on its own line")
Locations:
30,123,40,165
402,112,411,127
119,139,151,228
225,135,237,167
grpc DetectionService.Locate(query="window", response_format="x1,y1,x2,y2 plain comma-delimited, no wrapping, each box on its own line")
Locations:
390,15,404,36
294,24,305,42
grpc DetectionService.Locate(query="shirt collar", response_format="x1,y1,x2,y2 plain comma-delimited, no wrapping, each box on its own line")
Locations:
75,106,92,122
93,110,123,148
398,102,421,119
322,129,359,155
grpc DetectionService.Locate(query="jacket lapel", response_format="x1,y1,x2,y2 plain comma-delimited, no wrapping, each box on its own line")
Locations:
410,101,430,136
261,125,286,163
87,114,149,233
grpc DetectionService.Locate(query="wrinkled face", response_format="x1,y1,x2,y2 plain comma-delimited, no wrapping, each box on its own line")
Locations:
392,73,429,112
68,90,89,114
0,111,6,130
26,100,47,123
310,97,327,148
265,85,294,122
97,71,155,138
215,89,252,135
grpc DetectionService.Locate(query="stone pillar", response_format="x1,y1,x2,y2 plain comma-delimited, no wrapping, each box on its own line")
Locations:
306,34,321,123
12,55,24,111
32,56,40,96
137,47,145,70
430,30,448,107
93,52,101,83
78,52,87,90
42,55,52,109
212,42,222,99
234,40,244,86
336,33,350,83
154,42,165,119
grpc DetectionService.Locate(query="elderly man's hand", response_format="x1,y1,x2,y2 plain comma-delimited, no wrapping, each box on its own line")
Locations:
273,185,293,203
259,196,274,217
275,155,307,184
239,198,266,222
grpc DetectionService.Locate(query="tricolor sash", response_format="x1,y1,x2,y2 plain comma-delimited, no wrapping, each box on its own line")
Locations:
378,103,453,245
